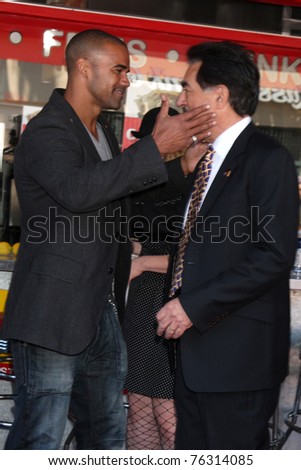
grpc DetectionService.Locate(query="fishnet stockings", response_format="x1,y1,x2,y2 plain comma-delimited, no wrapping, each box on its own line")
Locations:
126,392,176,450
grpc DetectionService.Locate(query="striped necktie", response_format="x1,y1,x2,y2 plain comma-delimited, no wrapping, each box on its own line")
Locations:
169,144,215,298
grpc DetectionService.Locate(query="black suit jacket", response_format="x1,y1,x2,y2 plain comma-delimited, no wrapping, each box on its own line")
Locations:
2,89,167,354
97,114,132,324
177,122,299,392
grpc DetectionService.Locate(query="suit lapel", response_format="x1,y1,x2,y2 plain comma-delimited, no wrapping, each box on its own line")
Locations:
98,114,120,157
71,114,120,162
199,150,240,218
52,90,119,162
69,116,103,165
199,122,255,218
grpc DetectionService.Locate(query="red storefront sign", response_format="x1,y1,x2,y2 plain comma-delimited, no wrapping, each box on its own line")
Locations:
1,2,301,67
1,2,301,148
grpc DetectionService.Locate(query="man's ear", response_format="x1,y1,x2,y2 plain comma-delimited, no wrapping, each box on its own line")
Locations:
77,58,89,78
215,85,229,109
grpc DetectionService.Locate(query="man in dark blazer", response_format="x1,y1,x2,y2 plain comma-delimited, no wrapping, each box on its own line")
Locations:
1,29,216,450
156,40,300,449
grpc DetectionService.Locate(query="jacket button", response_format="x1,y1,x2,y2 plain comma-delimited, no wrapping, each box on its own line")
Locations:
107,267,114,274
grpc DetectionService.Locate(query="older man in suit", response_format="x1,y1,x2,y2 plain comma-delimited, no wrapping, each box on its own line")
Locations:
156,40,299,449
1,29,216,450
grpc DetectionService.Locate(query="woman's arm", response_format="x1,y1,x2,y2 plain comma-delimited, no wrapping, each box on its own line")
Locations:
129,255,169,281
132,240,142,256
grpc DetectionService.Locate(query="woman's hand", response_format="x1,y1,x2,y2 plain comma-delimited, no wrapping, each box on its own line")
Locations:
181,141,209,175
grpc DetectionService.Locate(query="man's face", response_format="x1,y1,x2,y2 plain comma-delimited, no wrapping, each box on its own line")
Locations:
177,61,216,111
86,42,130,110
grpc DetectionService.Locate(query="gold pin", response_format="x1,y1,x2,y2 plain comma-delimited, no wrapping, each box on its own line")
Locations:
224,169,232,177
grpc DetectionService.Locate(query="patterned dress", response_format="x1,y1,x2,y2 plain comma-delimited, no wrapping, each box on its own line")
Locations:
123,158,193,399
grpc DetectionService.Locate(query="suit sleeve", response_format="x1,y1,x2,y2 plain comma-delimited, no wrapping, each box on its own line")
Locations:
18,120,168,213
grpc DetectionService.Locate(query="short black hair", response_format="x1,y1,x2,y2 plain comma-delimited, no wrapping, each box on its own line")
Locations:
187,40,260,116
65,29,127,73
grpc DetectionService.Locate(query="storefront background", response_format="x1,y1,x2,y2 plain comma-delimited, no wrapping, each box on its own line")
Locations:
0,2,301,170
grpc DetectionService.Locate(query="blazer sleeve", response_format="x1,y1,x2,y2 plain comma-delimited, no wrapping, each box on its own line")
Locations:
17,118,168,213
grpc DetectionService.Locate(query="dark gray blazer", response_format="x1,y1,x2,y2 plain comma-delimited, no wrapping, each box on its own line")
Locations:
177,122,299,392
2,89,167,354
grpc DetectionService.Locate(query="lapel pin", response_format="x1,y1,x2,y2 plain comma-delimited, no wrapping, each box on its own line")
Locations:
224,169,232,177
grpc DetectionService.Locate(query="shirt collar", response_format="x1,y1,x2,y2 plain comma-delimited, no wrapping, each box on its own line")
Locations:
213,116,251,159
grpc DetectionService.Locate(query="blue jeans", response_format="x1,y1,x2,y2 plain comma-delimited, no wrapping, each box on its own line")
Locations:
5,300,127,450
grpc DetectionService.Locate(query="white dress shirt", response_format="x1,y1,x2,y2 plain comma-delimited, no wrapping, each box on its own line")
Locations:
201,116,252,203
183,116,252,225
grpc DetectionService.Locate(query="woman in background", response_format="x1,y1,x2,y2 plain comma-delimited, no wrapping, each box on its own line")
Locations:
123,107,204,449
